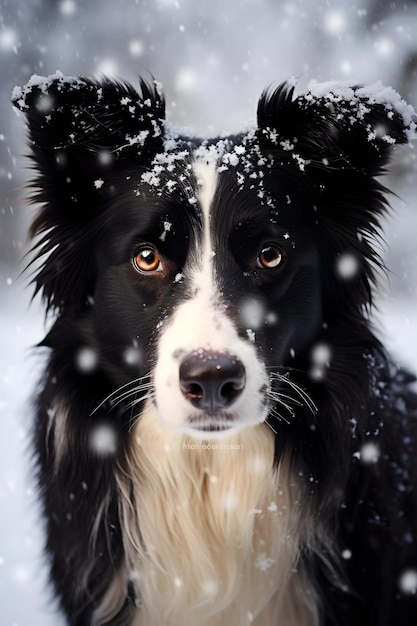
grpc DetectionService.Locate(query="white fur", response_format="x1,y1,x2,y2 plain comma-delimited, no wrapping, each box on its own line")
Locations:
153,155,270,437
94,405,319,626
46,402,68,471
96,153,320,625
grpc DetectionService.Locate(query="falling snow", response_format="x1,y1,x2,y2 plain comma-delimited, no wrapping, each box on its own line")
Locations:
60,0,77,17
336,253,360,280
246,328,256,343
201,579,219,596
123,346,141,366
310,343,332,380
159,220,172,241
129,40,144,57
324,11,347,36
240,299,265,331
359,441,381,464
399,570,417,594
75,346,98,373
2,1,417,624
255,552,275,572
89,423,118,455
0,27,18,52
223,491,238,510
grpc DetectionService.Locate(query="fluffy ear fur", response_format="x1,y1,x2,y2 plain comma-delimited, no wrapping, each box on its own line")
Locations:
257,81,416,316
257,80,414,172
12,73,165,312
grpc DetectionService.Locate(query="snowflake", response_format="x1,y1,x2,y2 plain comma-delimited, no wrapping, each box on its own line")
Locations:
159,220,172,241
0,27,17,51
202,579,219,596
374,37,395,57
60,0,77,16
324,10,346,35
311,343,331,367
89,424,118,455
336,253,360,280
255,552,275,571
123,346,141,366
75,347,98,373
223,491,238,510
240,299,264,330
310,343,331,380
359,442,380,464
129,40,144,57
246,329,256,343
96,58,118,77
399,569,417,594
175,67,197,92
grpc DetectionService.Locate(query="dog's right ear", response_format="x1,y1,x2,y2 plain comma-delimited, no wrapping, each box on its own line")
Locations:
12,71,165,148
12,72,166,312
12,72,165,185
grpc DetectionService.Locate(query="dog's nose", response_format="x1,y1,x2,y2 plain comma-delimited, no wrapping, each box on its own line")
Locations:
179,351,246,413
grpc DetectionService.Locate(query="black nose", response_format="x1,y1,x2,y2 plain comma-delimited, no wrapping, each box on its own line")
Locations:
179,351,246,413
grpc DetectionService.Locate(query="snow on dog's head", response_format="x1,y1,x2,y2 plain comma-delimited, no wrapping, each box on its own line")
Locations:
13,74,415,440
148,139,323,437
153,153,271,436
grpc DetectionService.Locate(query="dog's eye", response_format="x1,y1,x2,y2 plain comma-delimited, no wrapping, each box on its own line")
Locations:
256,245,284,269
132,247,162,273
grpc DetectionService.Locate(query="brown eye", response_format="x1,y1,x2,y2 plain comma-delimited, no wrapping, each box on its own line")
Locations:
256,245,284,269
132,247,162,273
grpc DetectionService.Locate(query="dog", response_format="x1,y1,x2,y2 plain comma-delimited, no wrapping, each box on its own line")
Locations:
13,73,417,625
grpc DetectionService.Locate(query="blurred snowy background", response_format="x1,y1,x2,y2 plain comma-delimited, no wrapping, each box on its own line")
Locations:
1,0,417,623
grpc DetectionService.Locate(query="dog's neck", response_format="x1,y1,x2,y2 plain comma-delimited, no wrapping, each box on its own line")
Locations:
95,405,319,626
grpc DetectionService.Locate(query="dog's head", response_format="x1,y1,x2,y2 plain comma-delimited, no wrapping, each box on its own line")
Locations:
13,74,415,438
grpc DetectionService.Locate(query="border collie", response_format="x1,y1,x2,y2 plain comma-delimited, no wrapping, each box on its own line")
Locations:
13,73,417,626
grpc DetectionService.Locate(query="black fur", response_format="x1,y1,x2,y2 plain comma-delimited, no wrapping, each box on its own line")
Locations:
13,73,417,625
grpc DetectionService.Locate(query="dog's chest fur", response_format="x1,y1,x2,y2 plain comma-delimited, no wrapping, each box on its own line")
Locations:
94,406,318,626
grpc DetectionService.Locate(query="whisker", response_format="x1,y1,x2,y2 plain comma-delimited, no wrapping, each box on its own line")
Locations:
268,390,303,410
110,382,152,408
270,371,317,415
269,395,296,417
268,408,291,426
269,391,303,406
127,391,156,432
91,373,152,416
264,418,278,435
128,388,157,431
125,392,153,411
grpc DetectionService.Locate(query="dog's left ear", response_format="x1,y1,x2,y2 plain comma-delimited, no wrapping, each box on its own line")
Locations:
257,80,416,175
257,81,416,312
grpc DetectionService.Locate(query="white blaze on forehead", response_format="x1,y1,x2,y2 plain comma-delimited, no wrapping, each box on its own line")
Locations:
191,155,218,296
155,154,224,358
153,151,270,435
193,157,218,231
